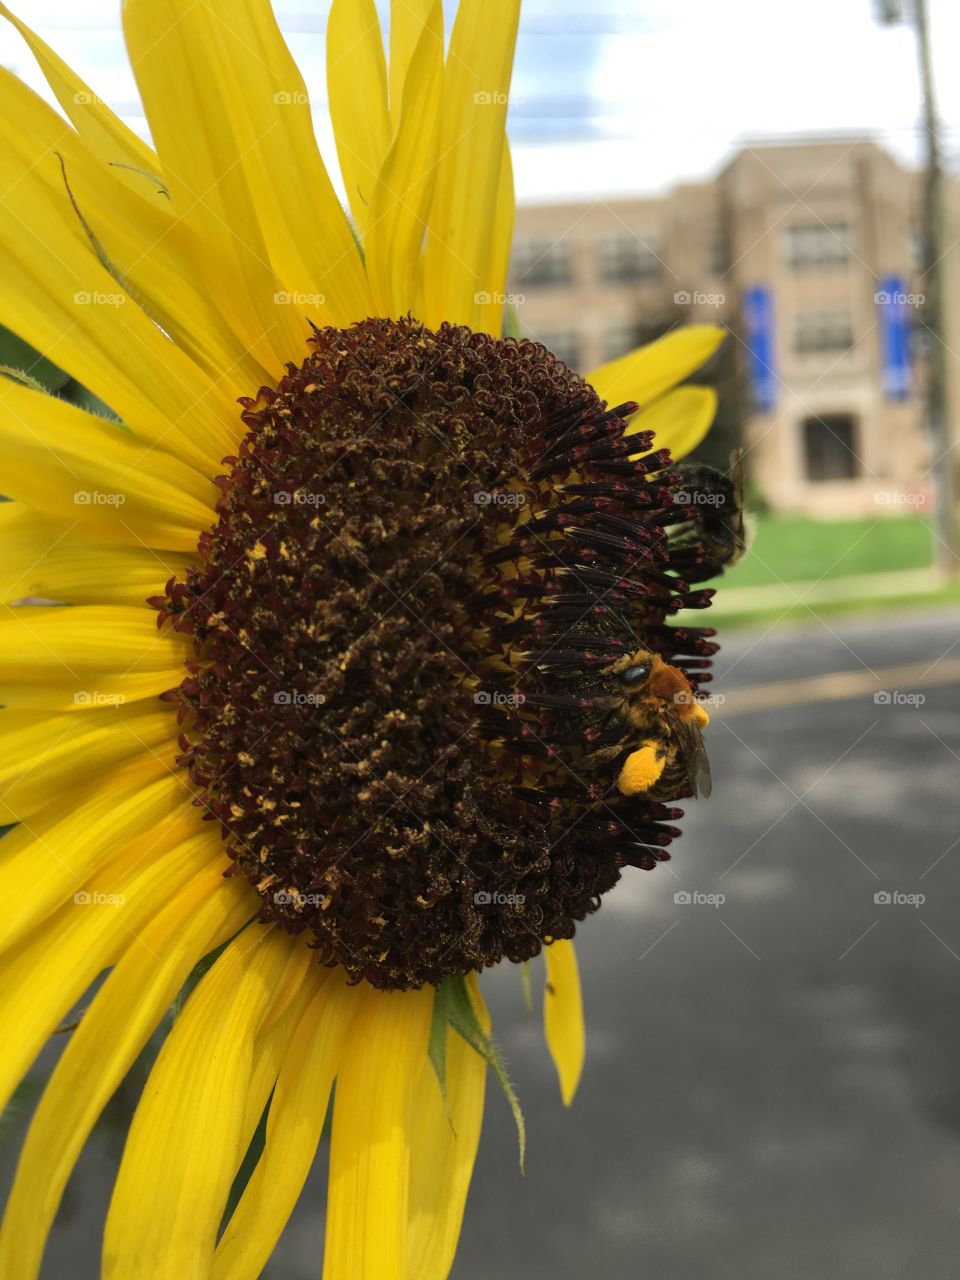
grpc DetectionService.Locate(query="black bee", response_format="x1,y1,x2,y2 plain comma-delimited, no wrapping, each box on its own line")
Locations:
584,649,712,800
668,448,751,579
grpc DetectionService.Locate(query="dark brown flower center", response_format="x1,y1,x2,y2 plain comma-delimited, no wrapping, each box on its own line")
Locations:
154,318,719,989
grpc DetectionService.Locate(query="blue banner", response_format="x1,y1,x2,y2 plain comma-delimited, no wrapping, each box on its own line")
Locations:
876,274,911,401
743,285,776,412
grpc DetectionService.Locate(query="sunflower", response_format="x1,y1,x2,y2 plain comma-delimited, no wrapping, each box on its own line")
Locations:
0,1,726,1277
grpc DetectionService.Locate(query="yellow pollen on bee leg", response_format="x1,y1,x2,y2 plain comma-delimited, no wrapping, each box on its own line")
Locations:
618,742,666,796
692,702,710,728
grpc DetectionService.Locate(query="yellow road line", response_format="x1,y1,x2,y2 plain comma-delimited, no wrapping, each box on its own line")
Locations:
715,657,960,717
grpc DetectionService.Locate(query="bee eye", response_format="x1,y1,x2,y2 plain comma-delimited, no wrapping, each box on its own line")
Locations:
620,662,651,686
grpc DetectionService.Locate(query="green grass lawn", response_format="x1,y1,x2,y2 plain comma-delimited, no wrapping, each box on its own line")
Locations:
721,515,934,589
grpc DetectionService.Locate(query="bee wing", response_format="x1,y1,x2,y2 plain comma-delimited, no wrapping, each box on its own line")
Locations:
674,715,712,798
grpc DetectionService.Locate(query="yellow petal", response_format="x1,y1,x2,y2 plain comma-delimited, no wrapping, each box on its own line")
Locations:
586,325,725,415
406,974,490,1280
0,829,221,1114
474,139,515,337
122,0,308,372
625,386,718,463
0,605,189,711
213,976,360,1280
103,929,305,1280
0,863,252,1280
323,985,434,1280
0,763,196,953
328,0,391,240
0,122,237,473
0,506,191,606
366,0,444,316
423,0,521,330
544,939,585,1106
0,379,214,550
0,65,271,392
0,703,175,822
235,946,315,1145
177,0,371,329
388,0,436,129
0,2,161,198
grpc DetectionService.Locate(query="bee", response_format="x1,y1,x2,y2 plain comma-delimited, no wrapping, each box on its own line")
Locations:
669,448,752,578
585,649,712,799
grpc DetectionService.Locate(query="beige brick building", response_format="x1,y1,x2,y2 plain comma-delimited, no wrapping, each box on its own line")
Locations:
508,139,959,516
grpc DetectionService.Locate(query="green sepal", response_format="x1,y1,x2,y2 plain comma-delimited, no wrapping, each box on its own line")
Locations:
432,973,526,1172
502,302,522,339
221,1088,271,1230
170,920,251,1019
107,161,170,199
0,327,69,393
520,960,534,1014
0,364,50,395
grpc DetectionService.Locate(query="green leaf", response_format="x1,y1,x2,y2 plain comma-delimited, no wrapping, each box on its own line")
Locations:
441,973,526,1172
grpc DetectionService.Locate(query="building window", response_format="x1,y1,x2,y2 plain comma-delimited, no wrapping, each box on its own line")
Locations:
510,238,573,288
538,330,580,369
784,222,852,269
909,227,925,271
793,310,855,356
596,235,662,284
802,414,860,481
707,233,728,277
603,325,638,361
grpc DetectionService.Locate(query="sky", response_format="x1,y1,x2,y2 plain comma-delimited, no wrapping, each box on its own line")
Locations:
2,0,960,203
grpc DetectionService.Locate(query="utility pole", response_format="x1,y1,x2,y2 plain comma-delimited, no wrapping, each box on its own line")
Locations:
914,0,958,574
876,0,957,575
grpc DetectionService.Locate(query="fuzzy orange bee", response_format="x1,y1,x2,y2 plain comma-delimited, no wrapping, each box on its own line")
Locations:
588,649,712,799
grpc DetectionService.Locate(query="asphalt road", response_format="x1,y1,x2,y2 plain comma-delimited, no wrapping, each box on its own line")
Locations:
5,607,960,1278
455,607,960,1280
